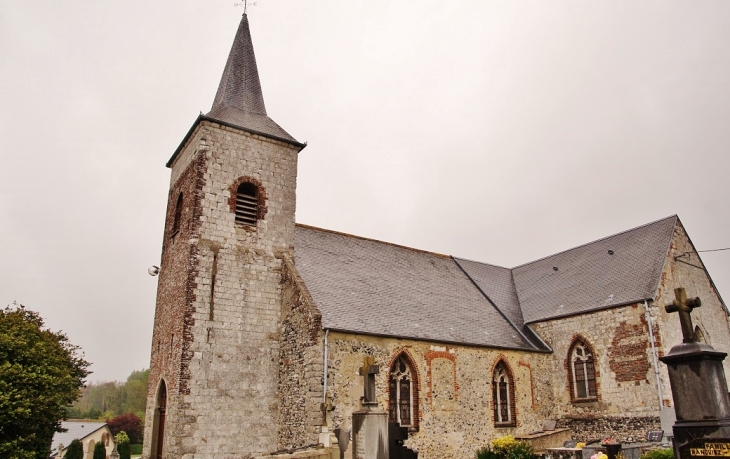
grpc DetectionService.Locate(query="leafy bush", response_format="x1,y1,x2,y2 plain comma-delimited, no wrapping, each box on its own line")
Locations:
116,431,131,459
93,441,106,459
476,435,535,459
130,444,143,455
641,449,674,459
107,413,143,444
65,439,84,459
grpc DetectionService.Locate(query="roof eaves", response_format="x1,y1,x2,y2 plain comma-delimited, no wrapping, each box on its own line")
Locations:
524,298,652,325
325,327,551,354
167,115,307,168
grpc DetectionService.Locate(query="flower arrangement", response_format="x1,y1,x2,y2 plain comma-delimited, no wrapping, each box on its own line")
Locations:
602,438,618,445
476,435,536,459
590,453,608,459
576,442,586,450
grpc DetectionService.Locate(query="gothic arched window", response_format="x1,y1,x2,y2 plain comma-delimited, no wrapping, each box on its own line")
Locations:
493,361,515,425
389,355,416,428
570,339,597,400
172,192,183,236
235,182,258,226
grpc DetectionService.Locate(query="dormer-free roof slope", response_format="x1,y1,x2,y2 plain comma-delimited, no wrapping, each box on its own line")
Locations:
294,225,545,351
512,215,677,323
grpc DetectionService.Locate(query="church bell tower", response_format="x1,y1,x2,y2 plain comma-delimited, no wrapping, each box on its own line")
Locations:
143,13,305,459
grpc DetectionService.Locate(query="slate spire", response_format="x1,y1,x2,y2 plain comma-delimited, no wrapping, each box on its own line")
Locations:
206,13,299,144
211,13,266,116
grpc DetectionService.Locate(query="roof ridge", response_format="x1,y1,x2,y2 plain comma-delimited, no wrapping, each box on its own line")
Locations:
512,215,678,269
295,223,450,258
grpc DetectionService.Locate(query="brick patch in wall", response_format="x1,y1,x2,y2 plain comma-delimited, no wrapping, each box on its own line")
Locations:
609,313,651,383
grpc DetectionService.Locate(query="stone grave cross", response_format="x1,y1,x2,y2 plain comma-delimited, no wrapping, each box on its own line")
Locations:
359,356,379,406
665,287,702,343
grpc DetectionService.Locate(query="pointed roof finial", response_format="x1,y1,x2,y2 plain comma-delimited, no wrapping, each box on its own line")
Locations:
205,10,299,144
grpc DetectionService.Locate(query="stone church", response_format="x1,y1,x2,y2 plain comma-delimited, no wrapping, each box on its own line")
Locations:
142,13,730,459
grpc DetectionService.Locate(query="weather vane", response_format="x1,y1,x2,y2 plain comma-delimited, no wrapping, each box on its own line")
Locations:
234,0,257,14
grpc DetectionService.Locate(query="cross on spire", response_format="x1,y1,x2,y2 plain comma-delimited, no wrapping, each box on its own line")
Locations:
665,287,702,343
234,0,257,14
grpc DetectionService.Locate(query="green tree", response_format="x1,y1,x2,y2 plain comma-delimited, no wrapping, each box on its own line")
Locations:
116,431,131,459
0,305,91,459
93,441,106,459
65,439,84,459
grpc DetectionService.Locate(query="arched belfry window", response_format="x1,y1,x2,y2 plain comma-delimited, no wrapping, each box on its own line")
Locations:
388,354,418,428
235,182,258,226
493,361,515,425
570,339,597,400
172,192,183,236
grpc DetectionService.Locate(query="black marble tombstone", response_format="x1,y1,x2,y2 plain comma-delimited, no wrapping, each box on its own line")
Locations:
659,288,730,459
388,423,417,459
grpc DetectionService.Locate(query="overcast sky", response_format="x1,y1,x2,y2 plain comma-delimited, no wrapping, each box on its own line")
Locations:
1,1,729,383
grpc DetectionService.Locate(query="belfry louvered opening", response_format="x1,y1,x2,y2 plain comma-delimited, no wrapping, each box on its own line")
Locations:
235,182,259,226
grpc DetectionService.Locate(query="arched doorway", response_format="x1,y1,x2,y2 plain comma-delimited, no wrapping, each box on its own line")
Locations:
152,380,167,459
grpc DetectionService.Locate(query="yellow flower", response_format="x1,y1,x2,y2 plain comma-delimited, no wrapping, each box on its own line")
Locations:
576,443,586,449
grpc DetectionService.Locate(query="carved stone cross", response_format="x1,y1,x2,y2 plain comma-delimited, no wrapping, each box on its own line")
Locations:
665,287,702,343
359,356,379,405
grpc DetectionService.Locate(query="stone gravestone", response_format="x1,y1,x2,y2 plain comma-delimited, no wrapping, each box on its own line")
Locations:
352,356,389,459
659,287,730,459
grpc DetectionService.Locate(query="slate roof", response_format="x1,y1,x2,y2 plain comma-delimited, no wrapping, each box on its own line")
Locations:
205,14,299,144
512,215,677,323
167,14,302,168
293,216,681,351
295,225,544,351
51,421,107,455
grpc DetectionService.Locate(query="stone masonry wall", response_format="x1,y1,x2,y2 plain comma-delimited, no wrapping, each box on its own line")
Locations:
144,120,301,459
278,257,325,450
531,304,662,420
325,333,555,459
143,125,206,459
652,219,730,409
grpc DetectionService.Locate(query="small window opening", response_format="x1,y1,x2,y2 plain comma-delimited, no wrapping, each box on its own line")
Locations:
172,192,183,236
235,183,258,226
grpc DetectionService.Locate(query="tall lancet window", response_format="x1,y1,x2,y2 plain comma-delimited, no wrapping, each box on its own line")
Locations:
493,361,515,425
389,355,415,427
570,340,597,400
235,182,258,226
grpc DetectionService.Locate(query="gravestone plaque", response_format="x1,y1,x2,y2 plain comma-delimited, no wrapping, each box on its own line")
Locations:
679,439,730,459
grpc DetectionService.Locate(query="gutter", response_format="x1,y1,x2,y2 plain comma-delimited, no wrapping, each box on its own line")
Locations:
323,329,329,403
644,299,664,411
